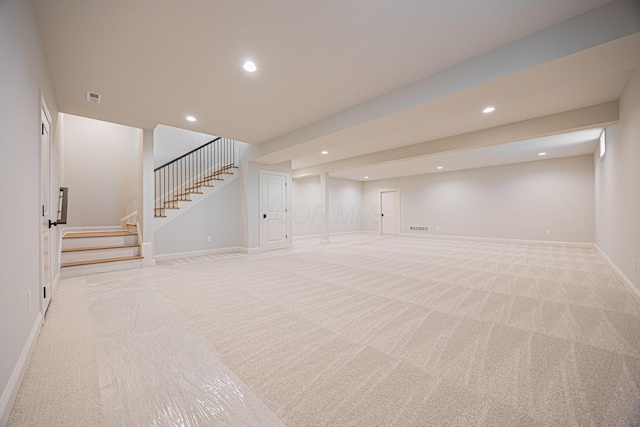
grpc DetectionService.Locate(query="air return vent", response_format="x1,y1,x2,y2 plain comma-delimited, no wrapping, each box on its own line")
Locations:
410,226,429,231
87,91,102,104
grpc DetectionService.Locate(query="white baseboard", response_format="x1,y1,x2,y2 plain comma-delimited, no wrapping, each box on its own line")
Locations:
141,242,155,267
0,312,43,426
292,234,322,240
594,245,640,305
155,247,242,261
52,271,60,296
239,247,261,254
398,232,594,248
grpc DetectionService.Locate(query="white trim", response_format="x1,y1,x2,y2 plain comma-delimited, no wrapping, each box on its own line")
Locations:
293,234,322,240
239,247,262,254
594,245,640,305
141,242,155,267
0,312,43,426
398,232,594,247
40,94,52,125
52,271,60,297
154,247,241,261
39,95,53,318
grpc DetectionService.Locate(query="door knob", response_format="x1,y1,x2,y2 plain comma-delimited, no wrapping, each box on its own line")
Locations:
381,213,384,217
48,219,58,228
263,214,267,219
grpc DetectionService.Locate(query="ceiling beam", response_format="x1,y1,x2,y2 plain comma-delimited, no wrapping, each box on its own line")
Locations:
257,0,640,165
292,101,618,178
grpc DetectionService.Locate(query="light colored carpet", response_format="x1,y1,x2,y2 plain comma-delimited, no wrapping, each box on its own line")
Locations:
8,234,640,426
7,277,103,427
156,235,640,426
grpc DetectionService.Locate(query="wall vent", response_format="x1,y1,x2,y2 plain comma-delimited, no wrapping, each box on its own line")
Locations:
410,226,429,231
87,91,102,104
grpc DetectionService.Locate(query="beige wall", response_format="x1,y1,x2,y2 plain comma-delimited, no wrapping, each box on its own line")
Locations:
0,0,60,421
62,114,139,227
154,125,215,168
363,155,595,243
292,176,322,237
292,176,364,238
594,67,640,291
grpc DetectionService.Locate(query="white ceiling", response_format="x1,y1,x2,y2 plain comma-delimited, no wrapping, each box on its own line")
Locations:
33,0,640,183
331,129,602,182
34,0,612,143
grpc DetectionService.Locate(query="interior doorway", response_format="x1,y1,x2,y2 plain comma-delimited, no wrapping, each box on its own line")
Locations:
380,189,400,235
40,100,53,316
260,171,288,250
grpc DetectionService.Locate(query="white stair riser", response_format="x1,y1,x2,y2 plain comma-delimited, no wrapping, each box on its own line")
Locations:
62,235,138,249
60,259,143,278
61,247,140,263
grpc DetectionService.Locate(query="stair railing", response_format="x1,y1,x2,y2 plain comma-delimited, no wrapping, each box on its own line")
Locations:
154,137,237,217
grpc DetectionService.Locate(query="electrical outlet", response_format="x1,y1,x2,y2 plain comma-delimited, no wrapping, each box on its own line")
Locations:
207,236,211,242
27,291,31,311
546,230,551,236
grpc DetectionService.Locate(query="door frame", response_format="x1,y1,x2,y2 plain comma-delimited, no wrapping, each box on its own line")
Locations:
379,189,400,235
39,94,53,318
259,170,290,250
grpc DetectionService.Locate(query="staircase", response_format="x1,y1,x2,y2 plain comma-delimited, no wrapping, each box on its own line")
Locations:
60,223,143,277
154,137,238,218
59,137,238,277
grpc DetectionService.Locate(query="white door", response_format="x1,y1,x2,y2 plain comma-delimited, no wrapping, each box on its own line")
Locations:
260,172,288,250
380,190,399,235
40,107,52,314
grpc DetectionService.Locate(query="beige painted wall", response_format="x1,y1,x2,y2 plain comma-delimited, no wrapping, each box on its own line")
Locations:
292,176,322,237
594,67,640,291
292,176,364,237
363,155,595,243
62,114,139,227
154,125,215,168
0,0,60,421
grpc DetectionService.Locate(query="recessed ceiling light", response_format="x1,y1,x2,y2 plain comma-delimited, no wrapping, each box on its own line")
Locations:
364,176,369,179
482,106,496,114
437,166,443,170
321,150,328,155
538,152,547,156
186,116,196,122
243,61,257,72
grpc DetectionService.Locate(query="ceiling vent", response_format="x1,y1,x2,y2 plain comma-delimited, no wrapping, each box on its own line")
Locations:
87,91,102,104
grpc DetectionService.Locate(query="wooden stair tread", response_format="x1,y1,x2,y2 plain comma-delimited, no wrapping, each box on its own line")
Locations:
61,255,143,268
64,231,136,239
62,244,140,253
